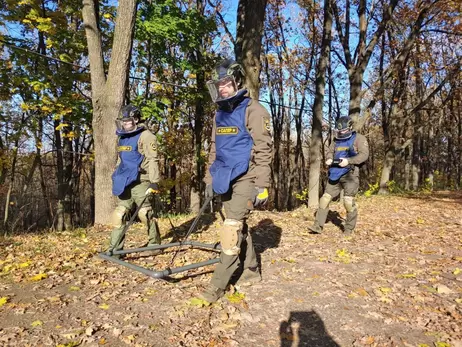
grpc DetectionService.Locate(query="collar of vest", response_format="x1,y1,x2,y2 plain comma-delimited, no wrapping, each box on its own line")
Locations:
216,89,248,112
116,125,145,137
335,130,356,140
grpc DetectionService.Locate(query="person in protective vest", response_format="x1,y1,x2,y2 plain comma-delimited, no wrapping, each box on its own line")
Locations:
199,59,273,303
308,116,369,235
108,104,162,258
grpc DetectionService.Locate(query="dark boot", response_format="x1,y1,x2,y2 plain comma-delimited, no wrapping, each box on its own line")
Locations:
308,208,329,234
344,209,358,235
237,267,262,286
199,283,225,303
308,222,323,234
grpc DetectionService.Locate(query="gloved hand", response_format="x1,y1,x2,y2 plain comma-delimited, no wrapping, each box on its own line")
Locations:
145,182,160,196
254,187,269,207
205,184,215,199
338,158,349,167
325,158,333,166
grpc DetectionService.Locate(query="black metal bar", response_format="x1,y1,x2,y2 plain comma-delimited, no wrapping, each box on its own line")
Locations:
113,241,221,255
98,241,221,279
169,195,213,265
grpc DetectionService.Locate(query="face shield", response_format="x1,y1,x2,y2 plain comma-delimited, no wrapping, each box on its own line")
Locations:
206,75,238,103
115,117,138,134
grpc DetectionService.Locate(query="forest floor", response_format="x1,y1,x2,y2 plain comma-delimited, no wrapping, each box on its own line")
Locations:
0,192,461,347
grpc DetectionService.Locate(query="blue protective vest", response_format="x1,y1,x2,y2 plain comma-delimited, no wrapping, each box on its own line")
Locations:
112,128,145,196
209,97,253,194
328,132,357,181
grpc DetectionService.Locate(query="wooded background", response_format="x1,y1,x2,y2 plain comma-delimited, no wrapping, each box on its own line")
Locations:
0,0,460,233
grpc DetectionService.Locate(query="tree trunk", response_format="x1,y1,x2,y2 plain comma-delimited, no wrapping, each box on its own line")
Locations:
235,0,268,99
308,0,332,209
82,0,137,224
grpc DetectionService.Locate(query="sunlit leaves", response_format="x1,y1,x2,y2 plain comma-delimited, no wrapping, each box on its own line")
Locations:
0,297,9,307
30,273,48,281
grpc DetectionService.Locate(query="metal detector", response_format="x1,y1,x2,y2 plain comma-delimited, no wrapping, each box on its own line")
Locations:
99,195,221,279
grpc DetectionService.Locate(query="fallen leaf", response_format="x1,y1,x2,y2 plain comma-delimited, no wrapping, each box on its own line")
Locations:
31,320,43,327
98,303,110,310
435,284,453,294
189,297,211,307
226,291,245,304
30,273,48,281
0,297,9,307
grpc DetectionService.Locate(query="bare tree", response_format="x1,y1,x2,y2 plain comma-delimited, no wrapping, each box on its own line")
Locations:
308,0,333,209
82,0,137,224
235,0,268,99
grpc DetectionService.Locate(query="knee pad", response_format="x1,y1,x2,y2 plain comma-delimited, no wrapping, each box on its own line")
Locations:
138,207,154,225
111,206,128,227
220,219,242,256
344,196,356,213
319,193,332,209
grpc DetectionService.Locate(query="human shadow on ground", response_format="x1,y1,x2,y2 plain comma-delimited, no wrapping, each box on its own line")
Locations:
230,218,282,283
280,311,340,347
326,210,344,231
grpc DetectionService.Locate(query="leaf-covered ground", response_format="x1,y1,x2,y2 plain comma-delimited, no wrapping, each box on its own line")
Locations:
1,192,461,347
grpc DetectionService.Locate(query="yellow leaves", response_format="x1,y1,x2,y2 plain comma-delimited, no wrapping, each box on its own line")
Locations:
379,287,392,294
226,291,245,304
334,248,351,264
69,286,80,291
30,273,48,281
19,261,30,268
455,298,462,304
31,320,43,327
188,297,211,307
399,273,417,279
416,217,425,224
59,53,72,63
434,342,451,347
453,268,461,275
122,335,137,344
45,38,54,49
0,297,9,307
98,303,110,310
41,105,52,113
356,288,369,297
55,123,70,131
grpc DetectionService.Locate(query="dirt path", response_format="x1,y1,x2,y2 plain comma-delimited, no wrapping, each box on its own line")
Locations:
1,192,461,346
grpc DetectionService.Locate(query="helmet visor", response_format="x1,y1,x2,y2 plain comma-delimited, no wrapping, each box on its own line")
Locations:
115,117,137,134
336,128,352,139
206,75,238,103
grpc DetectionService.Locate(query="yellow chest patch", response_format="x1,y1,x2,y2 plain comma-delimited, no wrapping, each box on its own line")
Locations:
217,126,239,135
335,146,350,151
118,145,133,152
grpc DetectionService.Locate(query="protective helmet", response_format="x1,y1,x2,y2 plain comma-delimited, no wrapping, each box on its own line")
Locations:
335,116,353,139
115,104,141,135
206,59,245,104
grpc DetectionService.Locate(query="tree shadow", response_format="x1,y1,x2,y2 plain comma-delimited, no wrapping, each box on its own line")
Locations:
280,311,340,347
396,191,462,206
